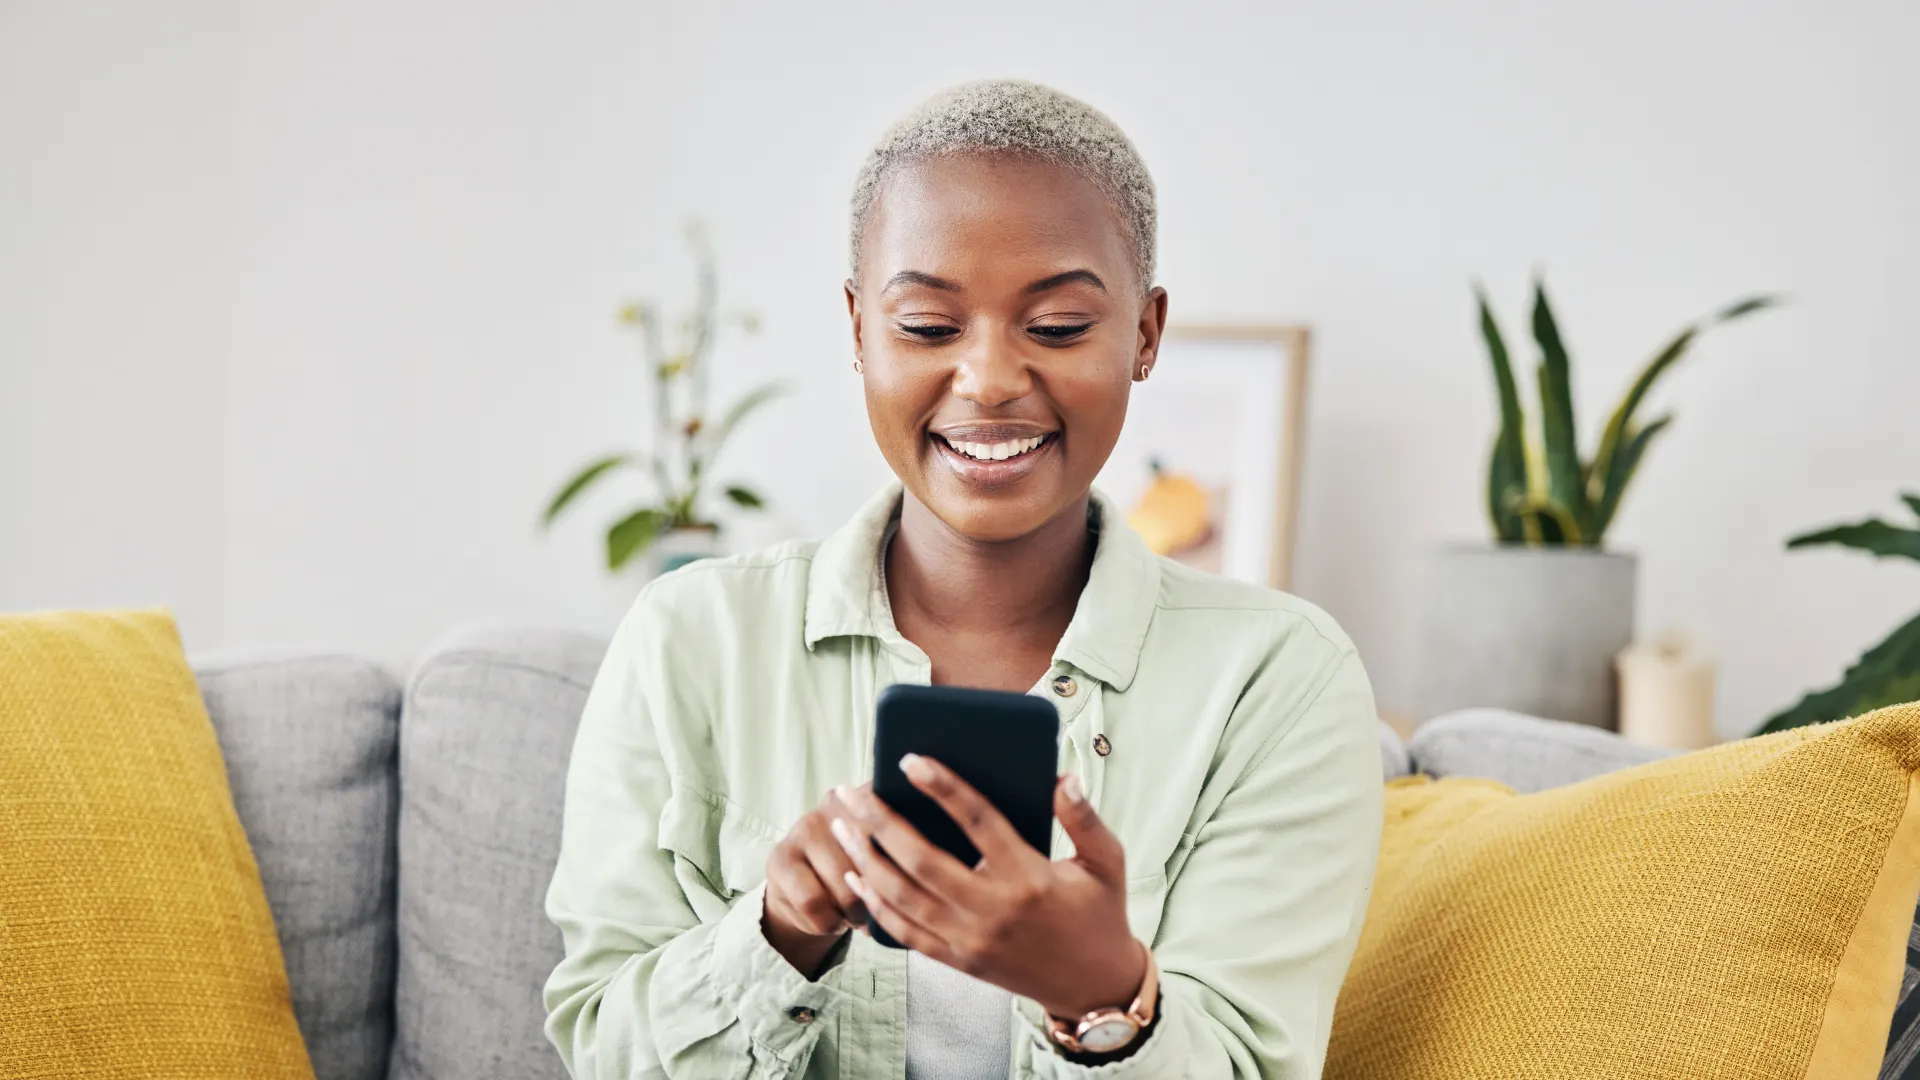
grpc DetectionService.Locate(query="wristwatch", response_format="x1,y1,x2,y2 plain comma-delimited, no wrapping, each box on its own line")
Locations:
1045,941,1159,1055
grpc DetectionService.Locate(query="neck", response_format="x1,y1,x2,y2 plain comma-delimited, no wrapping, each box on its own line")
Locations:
886,493,1095,645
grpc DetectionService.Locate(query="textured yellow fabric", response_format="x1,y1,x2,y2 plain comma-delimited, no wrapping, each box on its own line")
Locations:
0,609,314,1079
1327,702,1920,1080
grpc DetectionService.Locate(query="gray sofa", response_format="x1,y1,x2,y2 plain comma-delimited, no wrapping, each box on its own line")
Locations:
193,623,1683,1080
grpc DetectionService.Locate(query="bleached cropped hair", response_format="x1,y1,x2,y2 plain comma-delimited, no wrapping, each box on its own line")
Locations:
849,79,1157,291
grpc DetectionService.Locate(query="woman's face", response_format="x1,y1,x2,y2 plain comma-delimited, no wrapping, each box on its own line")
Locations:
848,154,1168,543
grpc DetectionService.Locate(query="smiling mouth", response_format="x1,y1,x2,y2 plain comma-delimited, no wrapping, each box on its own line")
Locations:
931,431,1058,463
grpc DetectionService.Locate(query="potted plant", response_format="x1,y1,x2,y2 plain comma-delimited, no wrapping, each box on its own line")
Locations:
1756,491,1920,733
542,220,785,578
1416,278,1777,728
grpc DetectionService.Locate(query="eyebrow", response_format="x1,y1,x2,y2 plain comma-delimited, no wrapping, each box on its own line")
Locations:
883,270,960,292
881,268,1108,295
1024,269,1106,294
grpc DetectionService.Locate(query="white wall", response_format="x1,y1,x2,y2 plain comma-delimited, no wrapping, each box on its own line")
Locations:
0,1,241,638
4,0,1916,737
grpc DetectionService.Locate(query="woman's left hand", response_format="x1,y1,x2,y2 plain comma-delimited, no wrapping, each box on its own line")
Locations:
830,756,1146,1020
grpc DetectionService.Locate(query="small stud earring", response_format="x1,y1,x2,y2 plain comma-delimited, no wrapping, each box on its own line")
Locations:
853,359,863,374
1137,363,1151,381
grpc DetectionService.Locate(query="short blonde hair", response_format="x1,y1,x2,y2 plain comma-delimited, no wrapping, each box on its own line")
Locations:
849,79,1157,290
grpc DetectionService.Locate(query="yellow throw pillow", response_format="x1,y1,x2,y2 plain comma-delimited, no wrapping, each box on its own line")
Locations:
0,609,314,1079
1328,702,1920,1080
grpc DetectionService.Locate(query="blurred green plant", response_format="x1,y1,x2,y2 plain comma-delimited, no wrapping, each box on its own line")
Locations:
1756,492,1920,733
1475,279,1779,546
542,219,785,572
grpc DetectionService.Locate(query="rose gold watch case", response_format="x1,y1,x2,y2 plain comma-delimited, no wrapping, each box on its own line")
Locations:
1046,942,1159,1055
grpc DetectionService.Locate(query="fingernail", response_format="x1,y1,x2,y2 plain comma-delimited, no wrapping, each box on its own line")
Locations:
829,817,858,856
900,753,930,781
1061,774,1086,805
843,870,870,900
833,784,855,805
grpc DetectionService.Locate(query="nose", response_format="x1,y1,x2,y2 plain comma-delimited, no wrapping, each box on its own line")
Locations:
949,332,1033,408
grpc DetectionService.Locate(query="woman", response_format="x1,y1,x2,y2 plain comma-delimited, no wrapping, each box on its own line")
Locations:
544,79,1383,1079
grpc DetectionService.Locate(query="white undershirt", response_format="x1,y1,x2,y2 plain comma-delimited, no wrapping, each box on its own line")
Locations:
906,952,1014,1079
879,518,1016,1078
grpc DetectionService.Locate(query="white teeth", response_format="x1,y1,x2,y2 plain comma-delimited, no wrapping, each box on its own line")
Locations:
946,435,1046,461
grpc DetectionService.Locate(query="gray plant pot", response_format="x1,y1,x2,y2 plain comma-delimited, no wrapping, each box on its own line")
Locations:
1417,544,1638,730
645,526,720,579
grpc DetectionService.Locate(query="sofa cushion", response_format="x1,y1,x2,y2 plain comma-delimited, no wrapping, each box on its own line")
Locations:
1408,707,1677,793
195,647,403,1080
2,609,315,1078
389,624,607,1080
1329,702,1920,1079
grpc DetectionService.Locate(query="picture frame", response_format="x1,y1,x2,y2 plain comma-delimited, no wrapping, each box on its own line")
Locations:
1096,324,1311,591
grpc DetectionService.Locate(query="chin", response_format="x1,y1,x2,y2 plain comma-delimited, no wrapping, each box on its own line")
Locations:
917,479,1080,545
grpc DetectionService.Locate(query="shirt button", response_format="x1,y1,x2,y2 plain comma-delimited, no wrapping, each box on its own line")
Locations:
1051,675,1077,698
1093,734,1113,757
787,1006,816,1025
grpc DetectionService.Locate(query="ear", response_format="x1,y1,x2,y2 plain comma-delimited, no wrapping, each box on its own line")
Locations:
844,280,865,364
1134,286,1169,381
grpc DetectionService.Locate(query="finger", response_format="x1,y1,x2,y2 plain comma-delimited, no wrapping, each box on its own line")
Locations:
899,754,1031,869
768,849,847,936
836,785,979,902
1055,774,1125,883
800,830,867,926
832,815,950,930
844,869,952,961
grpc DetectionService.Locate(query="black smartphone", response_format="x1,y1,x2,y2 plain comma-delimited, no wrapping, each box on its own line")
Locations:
867,683,1061,949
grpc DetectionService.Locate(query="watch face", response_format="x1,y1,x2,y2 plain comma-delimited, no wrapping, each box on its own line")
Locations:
1077,1016,1138,1053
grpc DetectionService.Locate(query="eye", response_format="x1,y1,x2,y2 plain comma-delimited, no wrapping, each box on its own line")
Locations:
897,323,959,342
1030,322,1094,342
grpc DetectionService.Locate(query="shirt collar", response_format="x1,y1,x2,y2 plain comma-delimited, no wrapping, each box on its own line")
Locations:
804,482,1159,692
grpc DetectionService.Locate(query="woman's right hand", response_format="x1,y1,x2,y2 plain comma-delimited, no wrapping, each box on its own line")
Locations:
762,785,869,978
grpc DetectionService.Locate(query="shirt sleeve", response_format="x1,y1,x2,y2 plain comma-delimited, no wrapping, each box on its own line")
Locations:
1014,648,1385,1079
542,594,858,1079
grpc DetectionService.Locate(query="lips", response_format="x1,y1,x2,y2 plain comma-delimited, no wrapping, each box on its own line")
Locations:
928,430,1059,490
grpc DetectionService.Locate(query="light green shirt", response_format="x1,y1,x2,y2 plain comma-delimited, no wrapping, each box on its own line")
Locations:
543,484,1384,1079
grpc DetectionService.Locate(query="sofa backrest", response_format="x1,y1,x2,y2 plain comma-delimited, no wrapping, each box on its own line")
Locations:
194,649,402,1080
388,624,606,1080
1407,707,1679,793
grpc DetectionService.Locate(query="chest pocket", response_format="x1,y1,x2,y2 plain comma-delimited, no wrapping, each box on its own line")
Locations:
656,784,781,924
1123,831,1197,944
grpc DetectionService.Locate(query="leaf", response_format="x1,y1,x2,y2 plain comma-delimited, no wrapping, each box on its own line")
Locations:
1477,285,1529,543
1509,492,1585,546
1757,611,1920,733
1591,294,1779,503
1487,435,1528,544
606,507,670,571
1713,294,1784,321
1785,518,1920,561
1530,279,1590,533
543,454,632,526
1902,491,1920,521
723,485,765,509
694,381,788,470
1587,414,1673,542
1591,326,1695,491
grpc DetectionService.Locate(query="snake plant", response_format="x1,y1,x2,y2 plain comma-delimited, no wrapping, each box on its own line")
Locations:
542,219,785,572
1757,492,1920,733
1476,279,1778,546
